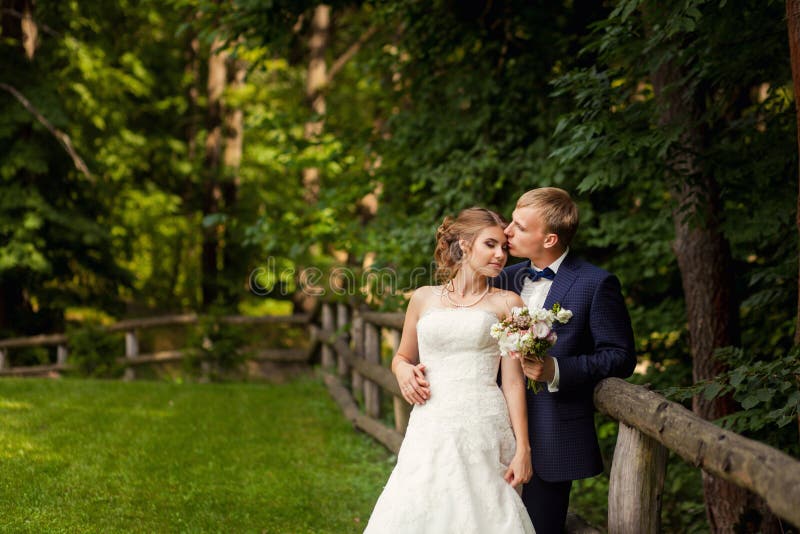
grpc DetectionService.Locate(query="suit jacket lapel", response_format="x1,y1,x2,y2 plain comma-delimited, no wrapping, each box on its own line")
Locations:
543,254,578,310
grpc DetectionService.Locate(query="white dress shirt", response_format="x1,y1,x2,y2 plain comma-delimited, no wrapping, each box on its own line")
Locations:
519,248,569,392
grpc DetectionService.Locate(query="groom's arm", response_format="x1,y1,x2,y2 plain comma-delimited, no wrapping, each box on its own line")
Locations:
556,274,636,391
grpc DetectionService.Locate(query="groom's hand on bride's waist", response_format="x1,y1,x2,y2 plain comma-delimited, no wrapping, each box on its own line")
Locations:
394,359,430,405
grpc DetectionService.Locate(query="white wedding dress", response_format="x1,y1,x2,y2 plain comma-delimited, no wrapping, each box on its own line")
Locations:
364,308,535,534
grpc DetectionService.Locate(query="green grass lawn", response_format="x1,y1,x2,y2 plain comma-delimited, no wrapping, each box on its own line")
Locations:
0,377,394,533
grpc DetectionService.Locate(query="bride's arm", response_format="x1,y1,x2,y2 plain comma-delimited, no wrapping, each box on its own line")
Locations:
499,291,532,487
391,288,430,405
500,355,532,487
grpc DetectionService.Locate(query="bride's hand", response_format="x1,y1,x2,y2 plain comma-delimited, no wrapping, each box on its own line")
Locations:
394,360,430,405
504,450,532,487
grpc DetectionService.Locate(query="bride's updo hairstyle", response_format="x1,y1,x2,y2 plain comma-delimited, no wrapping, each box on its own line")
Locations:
435,207,506,283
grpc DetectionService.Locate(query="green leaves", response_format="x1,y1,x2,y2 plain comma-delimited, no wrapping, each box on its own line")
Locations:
665,346,800,453
610,0,644,22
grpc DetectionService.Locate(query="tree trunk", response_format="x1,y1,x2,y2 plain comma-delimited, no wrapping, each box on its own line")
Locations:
222,57,245,176
292,4,330,314
20,0,36,59
221,51,246,303
302,4,330,204
785,0,800,448
651,51,781,534
1,0,36,58
669,136,749,534
201,36,227,308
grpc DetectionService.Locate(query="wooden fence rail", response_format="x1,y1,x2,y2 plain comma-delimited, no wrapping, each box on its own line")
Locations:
0,312,312,378
311,301,800,533
595,378,800,532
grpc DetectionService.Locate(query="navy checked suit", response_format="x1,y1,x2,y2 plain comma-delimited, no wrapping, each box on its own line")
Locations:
493,253,635,532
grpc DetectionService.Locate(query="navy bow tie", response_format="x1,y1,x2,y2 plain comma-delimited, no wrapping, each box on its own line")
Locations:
525,266,556,282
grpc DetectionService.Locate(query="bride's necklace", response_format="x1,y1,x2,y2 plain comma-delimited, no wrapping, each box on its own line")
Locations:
442,282,490,308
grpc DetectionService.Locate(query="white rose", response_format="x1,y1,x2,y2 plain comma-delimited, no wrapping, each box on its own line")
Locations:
532,308,555,327
556,308,573,323
498,332,521,354
490,323,504,339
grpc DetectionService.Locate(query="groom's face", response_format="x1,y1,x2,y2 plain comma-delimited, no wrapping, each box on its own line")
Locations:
505,206,550,264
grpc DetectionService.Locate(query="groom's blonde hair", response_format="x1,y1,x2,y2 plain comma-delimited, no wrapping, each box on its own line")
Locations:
517,187,579,247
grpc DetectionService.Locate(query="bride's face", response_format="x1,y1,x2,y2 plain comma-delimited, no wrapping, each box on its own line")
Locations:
462,226,508,277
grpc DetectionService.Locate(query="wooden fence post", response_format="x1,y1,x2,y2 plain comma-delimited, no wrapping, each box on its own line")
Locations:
608,421,667,534
0,348,7,370
123,329,139,381
363,321,381,418
351,311,364,395
321,303,335,369
388,328,411,434
56,344,68,365
336,303,350,378
308,318,320,363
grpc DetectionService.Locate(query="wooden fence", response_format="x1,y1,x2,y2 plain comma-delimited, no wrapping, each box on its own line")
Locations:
0,312,312,379
3,302,800,533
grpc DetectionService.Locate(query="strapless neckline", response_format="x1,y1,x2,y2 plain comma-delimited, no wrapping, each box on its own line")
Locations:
417,306,501,325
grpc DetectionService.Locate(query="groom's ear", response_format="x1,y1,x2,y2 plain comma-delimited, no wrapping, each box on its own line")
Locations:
543,233,559,249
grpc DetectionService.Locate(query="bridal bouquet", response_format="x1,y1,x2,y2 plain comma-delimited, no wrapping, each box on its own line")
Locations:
490,303,573,392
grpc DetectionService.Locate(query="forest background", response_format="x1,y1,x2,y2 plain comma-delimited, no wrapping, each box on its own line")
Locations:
2,0,800,532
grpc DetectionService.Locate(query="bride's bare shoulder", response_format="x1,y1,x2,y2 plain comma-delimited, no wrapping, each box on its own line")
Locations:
488,288,524,310
407,285,443,308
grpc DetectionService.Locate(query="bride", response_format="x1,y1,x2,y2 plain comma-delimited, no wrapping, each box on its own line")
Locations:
364,207,535,533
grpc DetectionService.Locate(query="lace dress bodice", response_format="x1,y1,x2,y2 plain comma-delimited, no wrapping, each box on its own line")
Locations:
417,307,502,385
410,308,514,454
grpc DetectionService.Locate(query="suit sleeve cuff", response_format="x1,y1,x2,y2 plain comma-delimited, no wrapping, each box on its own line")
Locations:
547,357,560,392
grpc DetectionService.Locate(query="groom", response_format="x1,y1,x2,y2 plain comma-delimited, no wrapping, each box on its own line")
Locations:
493,187,636,533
